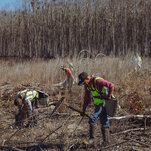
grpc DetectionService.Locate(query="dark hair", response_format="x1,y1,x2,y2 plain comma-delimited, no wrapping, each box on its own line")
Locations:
14,99,18,106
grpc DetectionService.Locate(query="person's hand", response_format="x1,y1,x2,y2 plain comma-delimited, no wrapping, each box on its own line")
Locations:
101,94,108,100
23,120,31,128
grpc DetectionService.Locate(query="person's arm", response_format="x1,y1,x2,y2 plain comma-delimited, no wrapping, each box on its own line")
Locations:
25,100,33,118
65,68,74,79
18,106,22,113
96,78,114,99
83,84,91,112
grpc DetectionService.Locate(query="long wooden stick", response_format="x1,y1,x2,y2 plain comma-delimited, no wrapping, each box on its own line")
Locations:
100,138,150,150
40,125,62,144
98,140,131,150
111,128,147,135
6,128,22,144
109,114,151,120
131,139,150,147
39,115,71,144
69,116,85,138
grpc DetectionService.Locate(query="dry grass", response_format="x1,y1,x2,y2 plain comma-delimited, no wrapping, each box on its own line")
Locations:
0,56,151,93
0,56,151,110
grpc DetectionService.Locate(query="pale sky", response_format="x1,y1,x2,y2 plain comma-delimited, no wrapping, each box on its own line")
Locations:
0,0,21,10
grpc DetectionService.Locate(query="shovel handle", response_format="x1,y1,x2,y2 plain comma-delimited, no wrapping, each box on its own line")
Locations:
64,102,89,117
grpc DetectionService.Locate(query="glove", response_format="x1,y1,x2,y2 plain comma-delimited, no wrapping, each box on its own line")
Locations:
101,93,108,100
103,94,111,100
80,111,85,117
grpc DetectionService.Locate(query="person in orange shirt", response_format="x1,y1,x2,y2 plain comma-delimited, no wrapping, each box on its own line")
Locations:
60,65,74,92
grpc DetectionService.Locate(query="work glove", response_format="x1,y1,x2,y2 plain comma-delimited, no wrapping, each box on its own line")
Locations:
80,111,85,117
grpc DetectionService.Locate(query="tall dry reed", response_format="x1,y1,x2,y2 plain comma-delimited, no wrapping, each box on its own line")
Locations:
0,56,150,96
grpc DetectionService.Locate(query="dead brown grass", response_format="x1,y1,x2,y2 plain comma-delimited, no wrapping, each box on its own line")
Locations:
0,56,151,112
0,56,151,97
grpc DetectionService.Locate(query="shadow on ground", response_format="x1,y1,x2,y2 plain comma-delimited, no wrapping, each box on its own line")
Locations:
0,142,65,151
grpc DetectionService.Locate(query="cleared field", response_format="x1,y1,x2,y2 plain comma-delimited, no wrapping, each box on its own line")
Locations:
0,57,151,151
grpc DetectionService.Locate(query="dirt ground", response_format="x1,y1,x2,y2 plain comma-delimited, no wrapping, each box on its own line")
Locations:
0,71,151,151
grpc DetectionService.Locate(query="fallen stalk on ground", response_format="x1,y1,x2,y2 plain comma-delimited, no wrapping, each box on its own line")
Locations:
50,97,65,117
99,138,150,150
39,115,71,145
111,128,147,135
109,114,151,120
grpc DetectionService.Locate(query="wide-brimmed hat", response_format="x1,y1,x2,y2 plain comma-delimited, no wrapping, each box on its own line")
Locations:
78,72,88,85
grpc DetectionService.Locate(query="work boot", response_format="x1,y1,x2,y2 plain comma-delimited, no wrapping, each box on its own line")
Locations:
89,125,95,146
101,127,110,147
82,125,95,146
89,124,94,139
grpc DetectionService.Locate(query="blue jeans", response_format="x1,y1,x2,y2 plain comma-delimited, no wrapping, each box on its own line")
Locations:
89,103,109,127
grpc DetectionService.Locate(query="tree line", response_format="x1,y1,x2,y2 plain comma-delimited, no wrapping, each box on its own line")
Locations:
0,0,151,58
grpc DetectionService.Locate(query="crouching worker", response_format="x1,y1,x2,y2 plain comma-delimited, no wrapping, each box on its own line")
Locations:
14,89,39,128
78,72,114,147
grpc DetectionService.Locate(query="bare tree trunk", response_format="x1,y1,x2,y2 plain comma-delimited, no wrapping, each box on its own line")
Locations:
144,0,148,56
133,0,137,55
111,0,115,56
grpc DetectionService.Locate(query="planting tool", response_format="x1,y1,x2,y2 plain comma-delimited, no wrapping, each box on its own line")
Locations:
64,102,89,117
